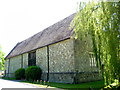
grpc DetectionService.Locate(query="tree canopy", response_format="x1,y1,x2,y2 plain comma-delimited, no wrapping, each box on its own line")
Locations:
71,0,120,87
0,45,5,70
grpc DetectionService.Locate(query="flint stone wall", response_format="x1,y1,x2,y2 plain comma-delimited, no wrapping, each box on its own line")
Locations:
74,38,102,83
23,53,28,69
48,39,74,83
36,47,48,80
4,59,9,77
9,55,22,77
36,39,75,83
49,39,74,72
5,38,102,83
75,72,101,83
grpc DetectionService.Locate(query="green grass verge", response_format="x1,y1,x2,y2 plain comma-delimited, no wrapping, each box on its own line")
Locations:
49,81,104,89
21,80,104,89
1,77,16,80
1,77,104,89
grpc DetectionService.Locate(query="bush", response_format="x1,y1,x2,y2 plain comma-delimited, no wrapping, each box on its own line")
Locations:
15,68,25,80
25,66,42,81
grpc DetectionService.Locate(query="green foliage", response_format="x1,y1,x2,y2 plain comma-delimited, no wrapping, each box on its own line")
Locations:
0,46,5,70
15,68,25,80
104,79,120,89
71,0,120,87
25,66,42,81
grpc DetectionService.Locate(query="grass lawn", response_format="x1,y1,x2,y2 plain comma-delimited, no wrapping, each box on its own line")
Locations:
21,80,104,89
1,77,16,80
1,77,104,89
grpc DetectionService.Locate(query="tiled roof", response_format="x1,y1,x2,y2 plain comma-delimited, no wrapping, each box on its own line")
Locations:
5,14,74,59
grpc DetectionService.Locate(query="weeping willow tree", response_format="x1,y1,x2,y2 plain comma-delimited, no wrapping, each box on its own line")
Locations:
71,1,120,86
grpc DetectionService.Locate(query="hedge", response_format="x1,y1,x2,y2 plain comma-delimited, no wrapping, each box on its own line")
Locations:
25,66,42,81
15,68,25,80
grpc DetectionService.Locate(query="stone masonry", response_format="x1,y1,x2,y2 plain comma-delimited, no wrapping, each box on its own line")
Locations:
5,38,101,83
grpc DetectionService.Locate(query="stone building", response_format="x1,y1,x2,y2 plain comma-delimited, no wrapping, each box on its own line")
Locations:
5,14,101,83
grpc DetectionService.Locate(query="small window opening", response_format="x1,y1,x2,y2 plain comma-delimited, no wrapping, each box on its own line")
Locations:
89,53,96,67
28,51,36,66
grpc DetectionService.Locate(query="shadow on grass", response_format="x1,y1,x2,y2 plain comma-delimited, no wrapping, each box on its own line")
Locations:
21,80,104,89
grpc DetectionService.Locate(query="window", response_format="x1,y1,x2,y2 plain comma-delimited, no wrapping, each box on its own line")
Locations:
28,51,36,66
89,53,96,67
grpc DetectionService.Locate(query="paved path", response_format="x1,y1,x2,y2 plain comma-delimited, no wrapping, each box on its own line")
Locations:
0,79,40,89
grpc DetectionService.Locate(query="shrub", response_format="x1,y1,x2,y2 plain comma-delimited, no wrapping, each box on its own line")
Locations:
15,68,25,80
25,66,42,81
